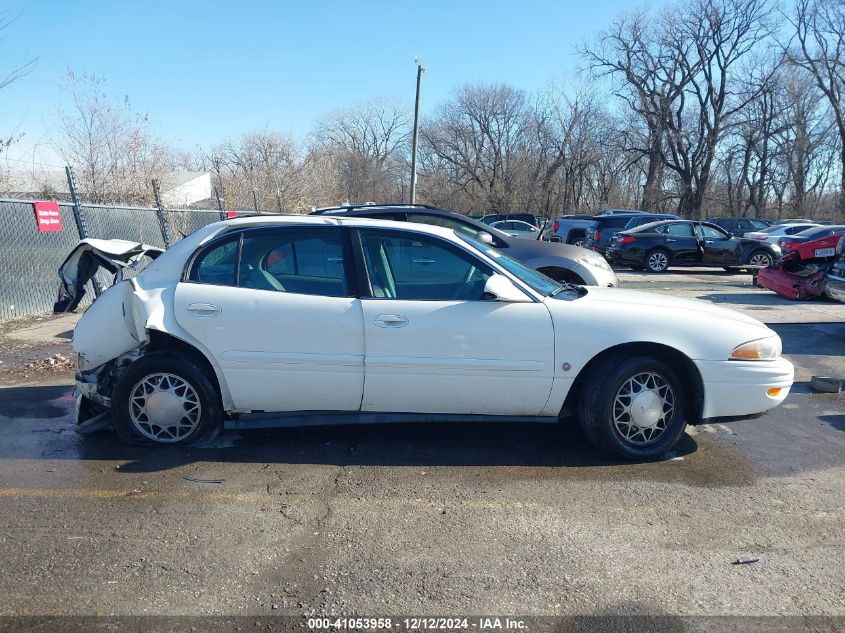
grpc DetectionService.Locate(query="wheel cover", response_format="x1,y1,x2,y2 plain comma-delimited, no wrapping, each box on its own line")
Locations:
612,371,675,446
648,252,668,271
750,253,771,267
129,372,201,443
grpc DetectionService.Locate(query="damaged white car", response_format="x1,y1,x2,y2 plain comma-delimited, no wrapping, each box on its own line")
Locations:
73,216,794,459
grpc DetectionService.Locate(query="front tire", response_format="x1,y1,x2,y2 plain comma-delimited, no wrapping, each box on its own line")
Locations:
112,353,222,446
578,355,687,460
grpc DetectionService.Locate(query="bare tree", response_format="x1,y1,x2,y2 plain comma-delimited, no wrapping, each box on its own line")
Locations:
50,70,174,204
421,83,530,213
313,98,410,203
785,0,845,212
581,9,694,211
659,0,774,217
0,12,36,168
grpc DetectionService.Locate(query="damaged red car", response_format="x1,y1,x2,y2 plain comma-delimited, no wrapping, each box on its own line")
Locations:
758,234,844,301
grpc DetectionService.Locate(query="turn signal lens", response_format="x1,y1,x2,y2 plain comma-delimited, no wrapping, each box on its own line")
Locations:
767,387,784,397
729,337,782,361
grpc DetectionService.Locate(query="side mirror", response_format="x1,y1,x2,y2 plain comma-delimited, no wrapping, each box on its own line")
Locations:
483,274,531,303
475,230,494,245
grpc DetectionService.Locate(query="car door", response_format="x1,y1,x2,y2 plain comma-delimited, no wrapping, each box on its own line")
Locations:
697,223,741,265
173,226,365,413
659,222,701,264
354,227,555,416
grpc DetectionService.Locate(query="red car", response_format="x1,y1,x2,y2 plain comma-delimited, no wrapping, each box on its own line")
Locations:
777,225,845,257
758,234,842,300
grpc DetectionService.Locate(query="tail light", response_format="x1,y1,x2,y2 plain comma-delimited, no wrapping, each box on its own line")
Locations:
595,230,602,242
619,236,637,244
552,221,559,233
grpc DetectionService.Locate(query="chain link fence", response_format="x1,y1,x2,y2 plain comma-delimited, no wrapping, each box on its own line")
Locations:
0,197,230,321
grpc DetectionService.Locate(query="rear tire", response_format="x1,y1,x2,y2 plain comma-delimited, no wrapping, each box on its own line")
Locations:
645,248,670,273
746,250,774,272
578,354,687,460
112,353,222,446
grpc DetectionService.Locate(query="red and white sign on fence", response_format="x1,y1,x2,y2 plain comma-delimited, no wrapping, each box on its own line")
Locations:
32,201,63,233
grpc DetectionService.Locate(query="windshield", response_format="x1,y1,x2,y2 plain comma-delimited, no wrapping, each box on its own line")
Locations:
458,233,570,297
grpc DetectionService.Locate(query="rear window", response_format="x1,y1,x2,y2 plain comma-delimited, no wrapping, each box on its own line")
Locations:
596,217,634,229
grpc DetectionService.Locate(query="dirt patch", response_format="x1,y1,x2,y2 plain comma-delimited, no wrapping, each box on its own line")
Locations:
0,313,76,384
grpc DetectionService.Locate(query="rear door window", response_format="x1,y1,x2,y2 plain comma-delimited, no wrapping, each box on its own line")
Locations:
666,223,695,237
238,227,350,297
190,235,240,286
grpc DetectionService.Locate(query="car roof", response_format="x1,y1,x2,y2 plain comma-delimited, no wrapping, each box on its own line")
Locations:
312,203,446,215
207,213,464,243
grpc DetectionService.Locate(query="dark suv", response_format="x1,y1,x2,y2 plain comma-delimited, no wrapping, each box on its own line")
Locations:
584,213,679,255
709,217,772,236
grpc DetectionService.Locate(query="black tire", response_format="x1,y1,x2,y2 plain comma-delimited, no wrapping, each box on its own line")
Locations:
645,248,671,273
112,353,223,446
578,354,688,460
746,250,774,272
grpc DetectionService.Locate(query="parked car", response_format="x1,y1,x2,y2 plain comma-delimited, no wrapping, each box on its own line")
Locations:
757,235,840,301
708,217,772,236
776,225,845,254
542,215,596,246
584,213,680,255
311,204,617,287
491,219,541,239
744,223,820,244
606,220,780,273
480,213,539,227
72,215,793,459
823,238,845,303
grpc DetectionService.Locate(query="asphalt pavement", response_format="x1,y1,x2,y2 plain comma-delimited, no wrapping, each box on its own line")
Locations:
0,270,843,621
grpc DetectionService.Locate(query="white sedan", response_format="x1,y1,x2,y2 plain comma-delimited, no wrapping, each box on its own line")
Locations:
744,223,819,244
73,216,794,460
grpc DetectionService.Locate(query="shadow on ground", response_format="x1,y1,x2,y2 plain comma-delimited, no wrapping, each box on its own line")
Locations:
0,383,710,475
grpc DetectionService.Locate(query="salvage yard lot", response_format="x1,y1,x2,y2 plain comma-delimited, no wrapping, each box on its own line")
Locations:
0,269,843,617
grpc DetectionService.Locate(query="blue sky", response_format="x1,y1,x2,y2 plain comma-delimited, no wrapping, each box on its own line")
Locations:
1,0,664,166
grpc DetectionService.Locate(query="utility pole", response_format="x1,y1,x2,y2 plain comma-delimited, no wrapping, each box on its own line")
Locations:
410,59,425,205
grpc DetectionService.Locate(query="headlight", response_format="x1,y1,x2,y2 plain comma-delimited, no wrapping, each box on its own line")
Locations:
729,337,781,361
578,255,612,271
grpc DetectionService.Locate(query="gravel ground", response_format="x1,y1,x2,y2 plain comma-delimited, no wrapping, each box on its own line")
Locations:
0,272,842,624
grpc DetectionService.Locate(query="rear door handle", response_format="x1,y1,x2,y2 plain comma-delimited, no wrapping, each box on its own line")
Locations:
412,258,436,265
186,303,222,317
373,314,409,328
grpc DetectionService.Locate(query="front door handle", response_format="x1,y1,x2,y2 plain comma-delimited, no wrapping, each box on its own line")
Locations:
186,303,222,317
373,314,409,328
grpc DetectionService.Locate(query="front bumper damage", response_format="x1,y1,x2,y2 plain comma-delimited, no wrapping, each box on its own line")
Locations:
74,351,139,429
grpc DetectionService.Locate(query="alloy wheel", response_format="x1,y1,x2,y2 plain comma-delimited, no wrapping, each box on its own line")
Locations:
749,252,772,267
648,251,669,272
612,371,675,446
129,372,202,443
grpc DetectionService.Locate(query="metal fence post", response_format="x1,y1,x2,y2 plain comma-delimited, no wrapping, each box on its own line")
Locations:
65,166,89,240
214,187,227,221
151,179,172,248
65,166,103,297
